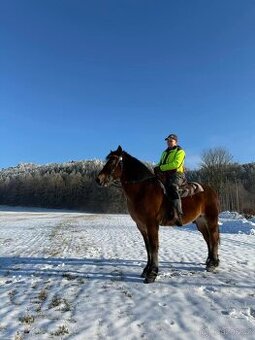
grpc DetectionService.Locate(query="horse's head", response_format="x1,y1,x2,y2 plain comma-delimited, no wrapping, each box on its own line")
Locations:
96,145,123,187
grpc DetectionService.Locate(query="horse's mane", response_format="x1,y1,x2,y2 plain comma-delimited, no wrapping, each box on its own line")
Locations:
122,151,154,182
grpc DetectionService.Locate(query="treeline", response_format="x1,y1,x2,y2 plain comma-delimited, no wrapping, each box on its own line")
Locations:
0,154,254,215
187,147,255,217
188,162,255,216
0,161,127,213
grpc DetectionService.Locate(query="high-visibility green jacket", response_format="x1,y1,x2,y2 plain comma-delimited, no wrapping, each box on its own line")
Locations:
158,146,185,173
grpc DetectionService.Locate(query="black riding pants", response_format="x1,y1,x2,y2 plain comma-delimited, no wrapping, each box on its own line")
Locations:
165,172,185,200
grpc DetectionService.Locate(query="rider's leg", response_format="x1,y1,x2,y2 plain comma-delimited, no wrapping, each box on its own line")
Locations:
166,174,183,226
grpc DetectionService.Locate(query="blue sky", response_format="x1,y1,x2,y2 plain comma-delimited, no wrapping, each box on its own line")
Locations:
1,0,255,169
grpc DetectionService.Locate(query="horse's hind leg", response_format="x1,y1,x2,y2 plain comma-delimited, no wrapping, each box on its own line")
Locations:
195,216,210,264
195,216,220,271
206,216,220,271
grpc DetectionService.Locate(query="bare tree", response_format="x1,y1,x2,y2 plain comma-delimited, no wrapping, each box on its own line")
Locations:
200,147,235,209
201,147,233,170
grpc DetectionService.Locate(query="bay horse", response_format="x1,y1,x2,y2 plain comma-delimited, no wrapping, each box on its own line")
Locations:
96,146,220,283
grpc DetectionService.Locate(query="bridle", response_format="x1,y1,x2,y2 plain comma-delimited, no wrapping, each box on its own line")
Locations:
109,154,123,176
102,154,123,188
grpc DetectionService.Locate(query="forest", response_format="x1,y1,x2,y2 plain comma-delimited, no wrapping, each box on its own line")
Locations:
0,148,254,216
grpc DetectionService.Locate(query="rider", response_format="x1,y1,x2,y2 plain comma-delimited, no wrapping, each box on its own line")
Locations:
154,133,186,226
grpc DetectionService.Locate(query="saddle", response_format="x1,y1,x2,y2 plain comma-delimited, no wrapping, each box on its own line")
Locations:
158,179,204,198
178,181,204,198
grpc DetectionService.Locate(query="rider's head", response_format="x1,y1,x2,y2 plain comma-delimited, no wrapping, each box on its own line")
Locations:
165,134,178,147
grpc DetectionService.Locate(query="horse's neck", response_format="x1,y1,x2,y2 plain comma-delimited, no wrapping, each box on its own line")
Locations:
121,178,148,202
121,153,152,183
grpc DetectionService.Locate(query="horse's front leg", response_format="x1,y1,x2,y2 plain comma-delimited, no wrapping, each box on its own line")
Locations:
144,223,159,284
141,236,151,278
137,225,151,278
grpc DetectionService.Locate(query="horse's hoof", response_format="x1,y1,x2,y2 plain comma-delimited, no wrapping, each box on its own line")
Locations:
141,267,149,278
143,277,156,284
206,259,220,272
143,272,157,283
206,265,216,272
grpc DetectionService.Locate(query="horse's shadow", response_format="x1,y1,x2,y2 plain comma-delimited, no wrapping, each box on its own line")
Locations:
2,257,255,289
0,256,204,283
0,256,144,283
160,260,205,271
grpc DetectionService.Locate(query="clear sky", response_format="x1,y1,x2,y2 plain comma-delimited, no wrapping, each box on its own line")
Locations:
1,0,255,170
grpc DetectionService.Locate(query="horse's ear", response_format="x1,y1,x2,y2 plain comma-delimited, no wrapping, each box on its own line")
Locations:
117,145,122,154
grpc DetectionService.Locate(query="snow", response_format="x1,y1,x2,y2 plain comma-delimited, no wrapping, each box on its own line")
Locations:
0,207,255,339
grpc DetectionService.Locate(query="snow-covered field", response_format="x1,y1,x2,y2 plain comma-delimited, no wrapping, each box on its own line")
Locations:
0,206,255,340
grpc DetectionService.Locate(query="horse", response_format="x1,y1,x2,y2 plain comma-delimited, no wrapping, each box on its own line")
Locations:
96,146,220,283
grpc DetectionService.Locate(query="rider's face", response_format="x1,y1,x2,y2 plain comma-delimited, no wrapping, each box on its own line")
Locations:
167,138,177,148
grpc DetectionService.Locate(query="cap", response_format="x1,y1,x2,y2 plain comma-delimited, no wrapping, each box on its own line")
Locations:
165,134,178,141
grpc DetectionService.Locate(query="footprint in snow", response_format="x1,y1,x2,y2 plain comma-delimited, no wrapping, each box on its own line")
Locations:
158,302,167,307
